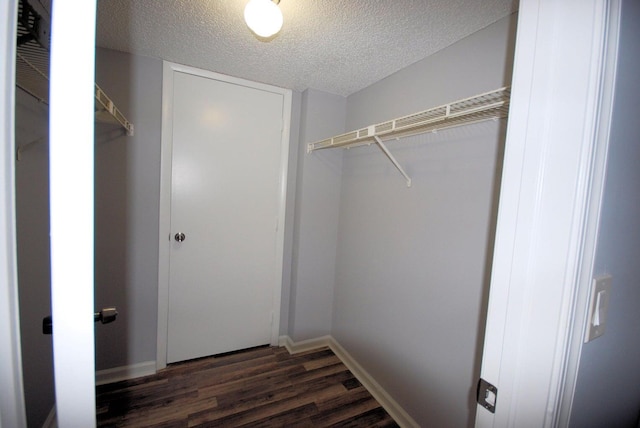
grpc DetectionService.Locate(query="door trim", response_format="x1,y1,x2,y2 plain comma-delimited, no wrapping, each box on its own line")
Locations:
555,1,620,425
474,1,614,426
49,0,98,425
156,61,292,370
0,0,27,425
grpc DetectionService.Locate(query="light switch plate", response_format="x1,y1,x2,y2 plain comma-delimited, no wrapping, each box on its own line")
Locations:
584,274,612,343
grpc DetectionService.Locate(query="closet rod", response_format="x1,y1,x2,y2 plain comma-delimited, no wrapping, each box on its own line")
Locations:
307,86,510,153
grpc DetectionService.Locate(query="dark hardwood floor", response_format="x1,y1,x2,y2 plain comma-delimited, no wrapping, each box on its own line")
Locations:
96,346,399,427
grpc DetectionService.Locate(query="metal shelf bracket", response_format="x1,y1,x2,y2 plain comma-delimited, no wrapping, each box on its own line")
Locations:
373,136,411,187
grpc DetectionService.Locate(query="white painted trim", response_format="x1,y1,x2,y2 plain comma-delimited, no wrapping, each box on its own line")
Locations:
157,61,292,369
95,361,157,386
273,89,292,348
556,1,621,425
155,61,174,372
475,1,612,427
278,335,333,354
0,1,27,427
42,405,58,428
49,1,97,426
279,336,420,428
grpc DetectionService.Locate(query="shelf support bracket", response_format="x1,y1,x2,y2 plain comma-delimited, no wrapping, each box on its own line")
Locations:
16,136,46,161
373,136,412,187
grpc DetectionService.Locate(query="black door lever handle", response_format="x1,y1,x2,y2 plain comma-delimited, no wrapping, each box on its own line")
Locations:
42,307,118,335
94,307,118,324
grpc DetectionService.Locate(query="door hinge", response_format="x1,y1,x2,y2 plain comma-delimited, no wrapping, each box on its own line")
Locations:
477,378,498,413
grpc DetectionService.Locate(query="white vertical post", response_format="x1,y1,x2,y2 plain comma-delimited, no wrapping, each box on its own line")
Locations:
49,1,97,426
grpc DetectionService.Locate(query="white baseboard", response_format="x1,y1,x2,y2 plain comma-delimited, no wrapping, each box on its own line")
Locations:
95,360,156,386
278,335,419,428
279,334,333,354
42,405,57,428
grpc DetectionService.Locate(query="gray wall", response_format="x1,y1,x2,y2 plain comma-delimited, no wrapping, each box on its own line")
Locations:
15,89,54,428
93,48,162,370
289,88,346,340
570,1,640,426
331,14,517,427
346,14,516,130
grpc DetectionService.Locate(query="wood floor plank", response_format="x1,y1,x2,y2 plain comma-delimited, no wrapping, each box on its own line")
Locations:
312,398,382,426
164,346,276,376
189,384,345,427
331,407,399,428
302,354,343,371
96,346,398,428
189,377,348,426
240,403,318,428
287,361,350,384
196,364,303,401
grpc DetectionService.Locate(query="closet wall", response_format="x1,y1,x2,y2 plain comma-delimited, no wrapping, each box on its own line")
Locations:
93,47,162,370
15,89,53,428
289,89,345,340
295,14,517,427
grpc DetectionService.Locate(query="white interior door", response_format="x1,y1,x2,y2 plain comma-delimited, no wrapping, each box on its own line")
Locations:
166,70,286,364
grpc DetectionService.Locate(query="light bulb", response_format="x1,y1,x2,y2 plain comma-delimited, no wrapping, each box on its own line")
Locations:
244,0,283,38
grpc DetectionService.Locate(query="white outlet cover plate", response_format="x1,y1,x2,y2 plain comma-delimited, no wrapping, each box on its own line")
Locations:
584,274,612,343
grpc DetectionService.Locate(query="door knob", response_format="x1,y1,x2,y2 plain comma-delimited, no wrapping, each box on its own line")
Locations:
175,232,186,242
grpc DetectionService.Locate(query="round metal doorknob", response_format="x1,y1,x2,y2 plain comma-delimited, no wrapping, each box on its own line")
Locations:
174,233,186,242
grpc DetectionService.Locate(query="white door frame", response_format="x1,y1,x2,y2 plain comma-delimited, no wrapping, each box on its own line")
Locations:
49,0,98,426
475,1,618,426
156,61,292,370
2,1,98,426
0,1,27,426
555,1,620,424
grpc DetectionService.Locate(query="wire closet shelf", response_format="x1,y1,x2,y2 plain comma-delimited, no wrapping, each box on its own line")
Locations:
306,86,510,187
307,86,510,153
15,0,134,136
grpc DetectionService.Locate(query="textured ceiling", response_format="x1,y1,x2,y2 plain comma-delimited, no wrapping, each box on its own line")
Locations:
96,0,517,96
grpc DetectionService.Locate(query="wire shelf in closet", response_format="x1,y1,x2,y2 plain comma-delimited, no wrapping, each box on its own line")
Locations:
306,86,510,187
15,0,134,136
307,86,510,153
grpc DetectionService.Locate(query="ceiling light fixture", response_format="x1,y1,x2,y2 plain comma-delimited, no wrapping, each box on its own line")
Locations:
244,0,283,38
